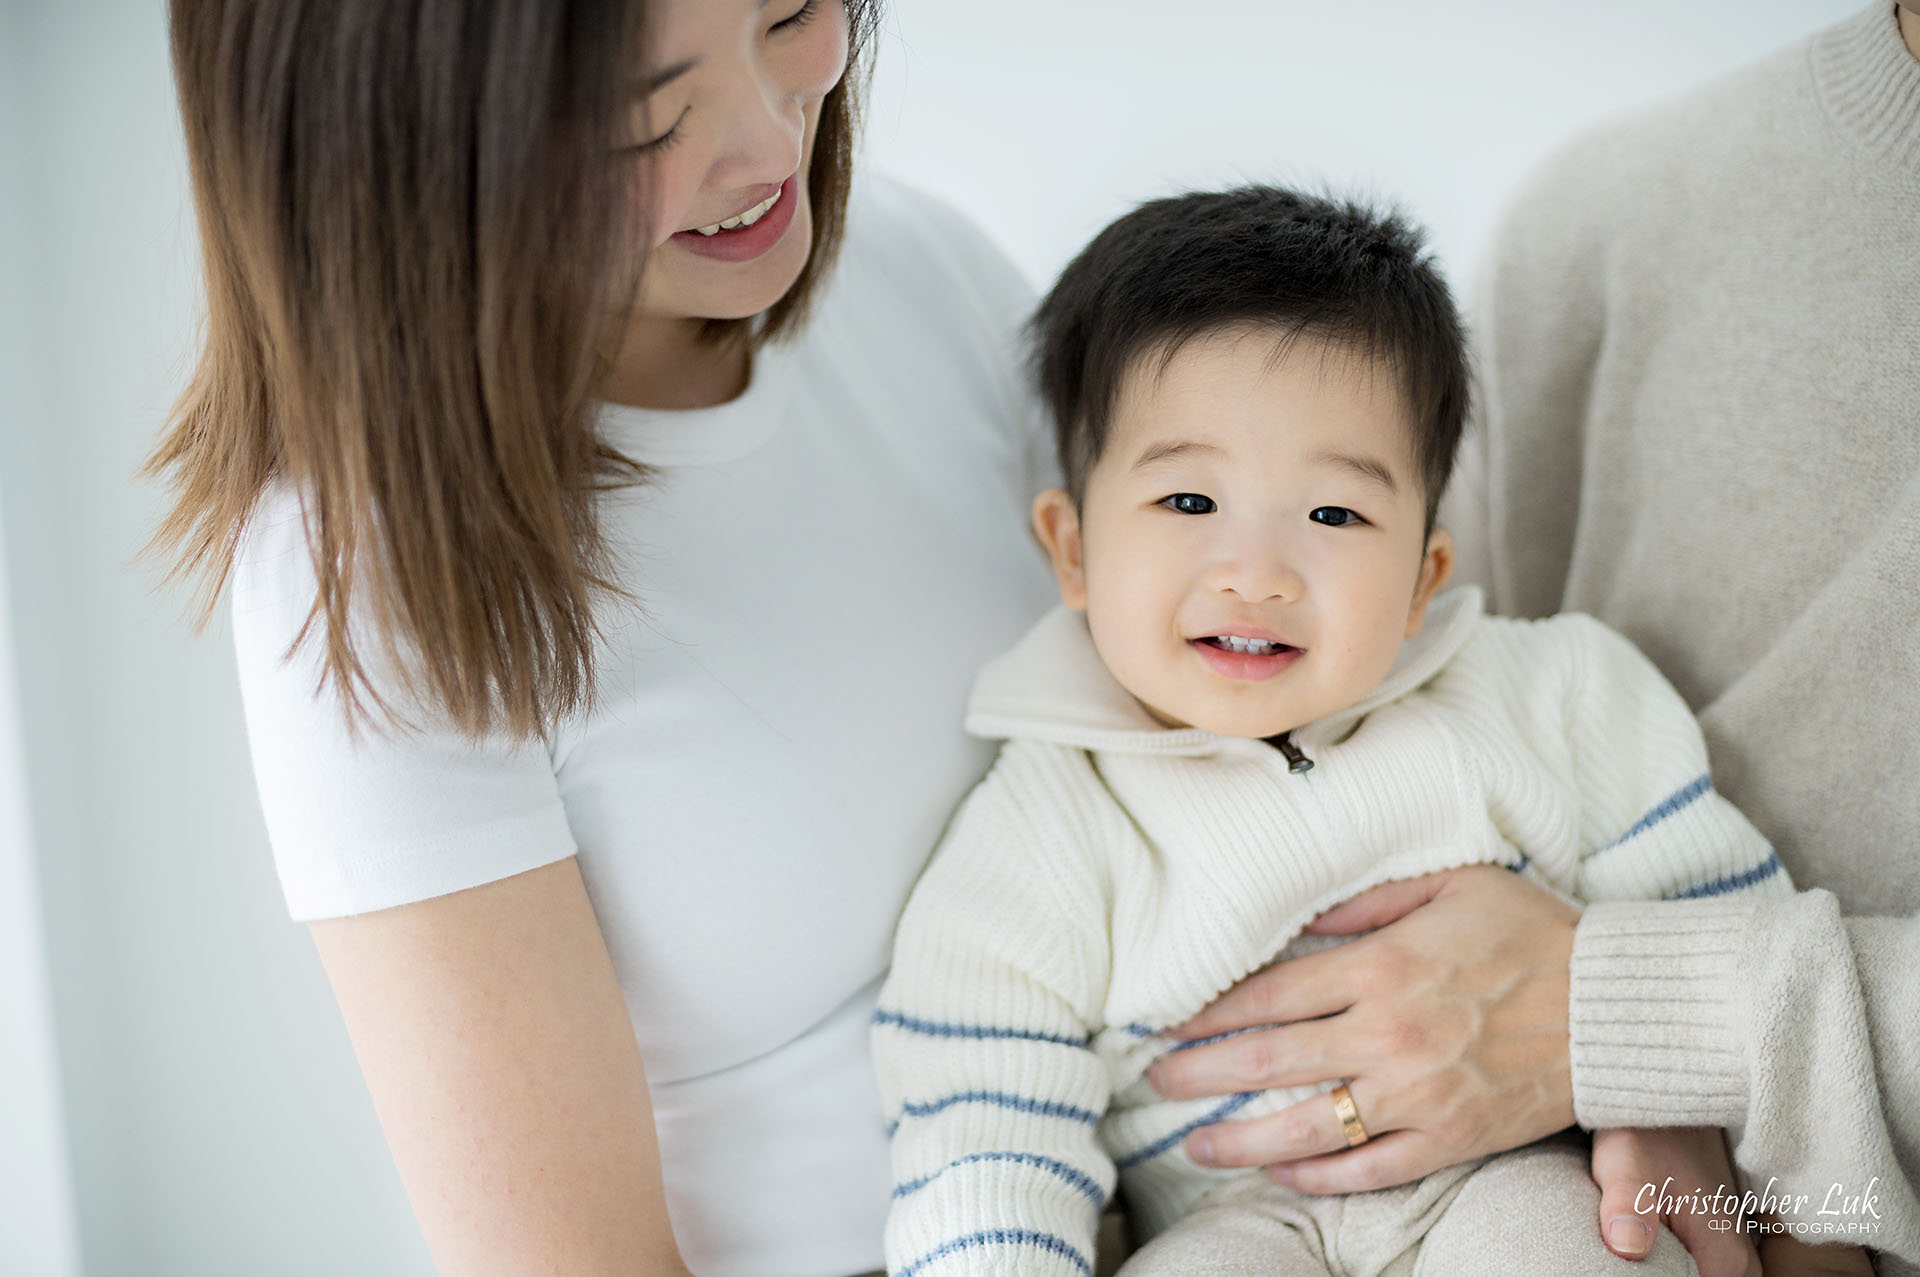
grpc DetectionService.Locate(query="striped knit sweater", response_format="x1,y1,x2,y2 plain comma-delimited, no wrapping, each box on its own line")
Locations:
871,586,1791,1277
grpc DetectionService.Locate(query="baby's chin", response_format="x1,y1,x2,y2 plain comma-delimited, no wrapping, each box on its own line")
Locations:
1133,692,1302,741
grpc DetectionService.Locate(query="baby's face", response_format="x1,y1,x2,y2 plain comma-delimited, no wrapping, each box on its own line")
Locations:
1035,328,1452,739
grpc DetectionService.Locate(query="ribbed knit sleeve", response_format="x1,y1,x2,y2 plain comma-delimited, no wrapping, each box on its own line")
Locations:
1547,613,1798,1134
873,741,1122,1277
1557,615,1792,907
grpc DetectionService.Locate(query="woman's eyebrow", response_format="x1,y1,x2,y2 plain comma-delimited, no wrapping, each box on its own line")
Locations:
640,61,696,95
639,0,780,95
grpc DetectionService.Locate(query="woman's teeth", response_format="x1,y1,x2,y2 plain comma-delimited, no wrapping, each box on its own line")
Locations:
692,188,781,236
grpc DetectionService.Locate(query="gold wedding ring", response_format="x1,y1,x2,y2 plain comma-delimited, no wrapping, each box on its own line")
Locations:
1330,1083,1369,1147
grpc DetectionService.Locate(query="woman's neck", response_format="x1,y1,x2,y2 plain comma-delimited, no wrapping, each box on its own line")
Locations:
1902,2,1920,63
601,314,751,411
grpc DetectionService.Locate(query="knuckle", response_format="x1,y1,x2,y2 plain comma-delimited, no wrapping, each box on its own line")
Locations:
1357,948,1408,995
1285,1110,1324,1150
1241,968,1284,1015
1433,1113,1478,1152
1348,1158,1393,1193
1371,1015,1425,1057
1232,1032,1276,1080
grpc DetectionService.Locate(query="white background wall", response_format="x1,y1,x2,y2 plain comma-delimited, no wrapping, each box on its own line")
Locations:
0,2,1867,1272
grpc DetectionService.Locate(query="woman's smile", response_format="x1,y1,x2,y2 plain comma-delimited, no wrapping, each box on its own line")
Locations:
670,172,801,262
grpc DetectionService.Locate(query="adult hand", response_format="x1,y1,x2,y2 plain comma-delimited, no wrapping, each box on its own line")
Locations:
1590,1126,1757,1277
1146,864,1579,1193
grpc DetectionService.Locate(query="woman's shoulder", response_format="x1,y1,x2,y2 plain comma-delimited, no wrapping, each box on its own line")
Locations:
229,480,318,627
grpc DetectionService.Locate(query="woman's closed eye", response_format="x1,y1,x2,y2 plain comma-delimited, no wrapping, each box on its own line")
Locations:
624,0,822,155
772,0,822,33
1309,506,1367,527
1160,493,1217,515
627,108,688,155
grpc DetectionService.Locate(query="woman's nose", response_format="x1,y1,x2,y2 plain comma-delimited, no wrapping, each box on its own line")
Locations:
709,61,805,190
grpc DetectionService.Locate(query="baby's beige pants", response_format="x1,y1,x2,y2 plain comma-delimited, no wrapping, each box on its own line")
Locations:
1115,1132,1698,1277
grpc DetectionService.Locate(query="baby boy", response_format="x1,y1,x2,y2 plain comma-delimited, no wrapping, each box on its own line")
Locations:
871,187,1793,1276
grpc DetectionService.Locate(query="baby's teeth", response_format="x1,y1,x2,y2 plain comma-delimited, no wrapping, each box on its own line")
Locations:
695,224,722,236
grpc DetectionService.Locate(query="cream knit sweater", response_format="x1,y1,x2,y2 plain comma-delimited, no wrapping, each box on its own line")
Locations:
1445,4,1920,1267
873,588,1790,1277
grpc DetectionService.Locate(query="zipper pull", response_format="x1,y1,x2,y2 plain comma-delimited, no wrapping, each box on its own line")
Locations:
1274,731,1315,776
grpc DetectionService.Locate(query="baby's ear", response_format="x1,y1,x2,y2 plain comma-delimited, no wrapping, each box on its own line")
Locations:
1406,527,1455,638
1031,488,1088,611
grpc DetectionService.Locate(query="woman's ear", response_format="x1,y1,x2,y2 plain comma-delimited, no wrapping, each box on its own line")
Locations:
1405,527,1455,638
1031,487,1088,610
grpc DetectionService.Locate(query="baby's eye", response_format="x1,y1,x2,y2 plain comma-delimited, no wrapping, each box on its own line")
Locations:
1160,493,1217,515
1309,506,1365,527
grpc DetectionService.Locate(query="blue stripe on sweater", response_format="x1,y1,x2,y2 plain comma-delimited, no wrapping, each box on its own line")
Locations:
896,1228,1093,1277
1114,1090,1263,1170
892,1151,1108,1207
1587,774,1712,858
1666,851,1783,900
897,1091,1101,1126
872,1009,1089,1048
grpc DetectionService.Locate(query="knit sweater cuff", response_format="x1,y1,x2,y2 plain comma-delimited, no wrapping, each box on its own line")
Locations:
1569,898,1756,1131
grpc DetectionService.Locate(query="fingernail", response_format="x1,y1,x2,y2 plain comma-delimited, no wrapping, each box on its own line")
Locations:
1607,1215,1653,1256
1187,1133,1213,1164
1266,1164,1295,1187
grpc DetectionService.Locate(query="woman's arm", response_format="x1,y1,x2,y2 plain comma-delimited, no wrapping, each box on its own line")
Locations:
309,856,692,1277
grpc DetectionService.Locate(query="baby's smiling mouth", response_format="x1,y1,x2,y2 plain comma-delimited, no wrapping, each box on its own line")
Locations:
1194,635,1299,656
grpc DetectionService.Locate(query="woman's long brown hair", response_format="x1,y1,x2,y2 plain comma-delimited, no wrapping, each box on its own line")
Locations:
146,0,876,739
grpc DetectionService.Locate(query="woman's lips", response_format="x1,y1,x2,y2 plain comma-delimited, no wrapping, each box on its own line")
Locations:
1189,637,1302,681
670,174,799,263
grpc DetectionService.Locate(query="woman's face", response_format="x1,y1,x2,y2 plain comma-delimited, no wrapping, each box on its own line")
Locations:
622,0,850,325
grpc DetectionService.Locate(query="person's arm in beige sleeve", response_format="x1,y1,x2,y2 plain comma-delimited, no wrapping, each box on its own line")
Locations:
308,857,694,1277
1453,83,1920,1263
1573,894,1920,1258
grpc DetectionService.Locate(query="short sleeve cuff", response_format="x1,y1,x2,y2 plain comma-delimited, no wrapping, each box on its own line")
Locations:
1569,897,1756,1130
275,808,578,922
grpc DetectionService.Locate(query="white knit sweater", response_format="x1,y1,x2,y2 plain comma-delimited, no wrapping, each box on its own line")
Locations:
872,587,1792,1277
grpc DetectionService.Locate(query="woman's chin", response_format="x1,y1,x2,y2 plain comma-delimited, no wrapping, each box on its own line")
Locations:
663,209,814,324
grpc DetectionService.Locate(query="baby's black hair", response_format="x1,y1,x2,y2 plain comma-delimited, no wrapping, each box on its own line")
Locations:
1029,185,1469,532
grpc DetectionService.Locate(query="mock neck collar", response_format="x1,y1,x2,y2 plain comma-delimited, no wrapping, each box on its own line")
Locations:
963,586,1484,758
1813,3,1920,173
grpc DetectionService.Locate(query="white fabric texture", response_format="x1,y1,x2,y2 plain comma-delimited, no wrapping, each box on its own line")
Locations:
231,175,1059,1277
872,588,1790,1277
1443,3,1920,1266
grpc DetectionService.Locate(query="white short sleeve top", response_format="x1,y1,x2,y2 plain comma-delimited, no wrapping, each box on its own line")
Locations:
230,175,1059,1277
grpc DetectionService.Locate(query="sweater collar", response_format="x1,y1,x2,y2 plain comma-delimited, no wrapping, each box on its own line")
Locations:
964,586,1483,756
1813,3,1920,173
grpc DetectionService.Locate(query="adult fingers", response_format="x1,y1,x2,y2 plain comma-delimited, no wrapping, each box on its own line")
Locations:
1303,872,1450,936
1183,1079,1392,1168
1149,1018,1362,1101
1261,1129,1443,1196
1169,943,1362,1041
